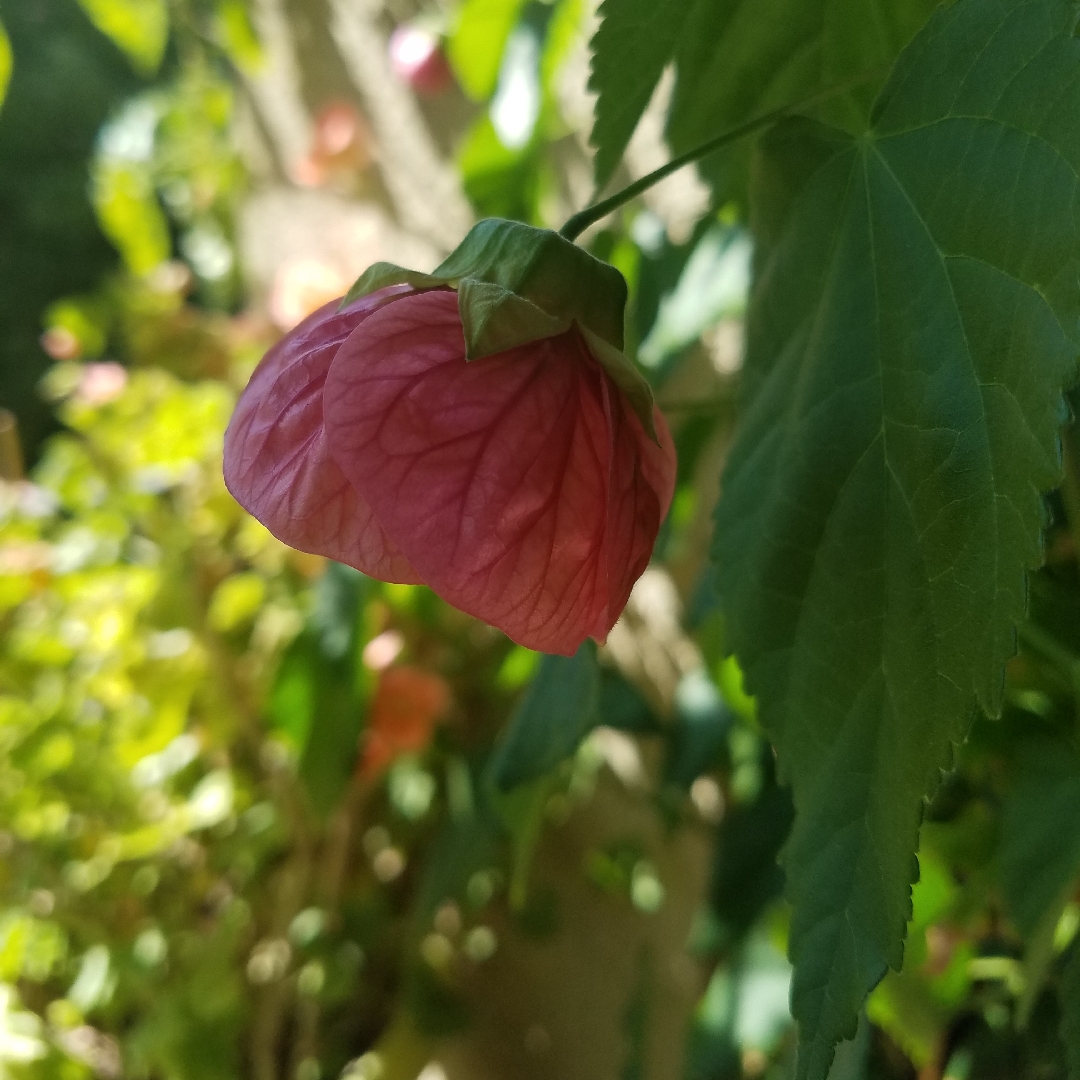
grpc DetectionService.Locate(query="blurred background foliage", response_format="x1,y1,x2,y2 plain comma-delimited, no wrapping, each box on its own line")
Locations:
2,2,1080,1080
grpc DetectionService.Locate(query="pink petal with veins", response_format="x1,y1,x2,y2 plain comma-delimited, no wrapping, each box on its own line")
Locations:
323,289,676,655
223,288,422,582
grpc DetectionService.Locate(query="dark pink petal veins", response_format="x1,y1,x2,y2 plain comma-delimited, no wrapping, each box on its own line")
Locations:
223,289,421,582
322,289,676,654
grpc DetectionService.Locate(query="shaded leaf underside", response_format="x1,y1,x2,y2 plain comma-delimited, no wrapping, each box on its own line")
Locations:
587,0,695,188
714,0,1080,1076
588,0,937,192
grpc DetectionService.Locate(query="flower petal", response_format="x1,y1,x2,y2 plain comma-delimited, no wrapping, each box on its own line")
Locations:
223,290,421,582
595,387,678,639
323,290,675,654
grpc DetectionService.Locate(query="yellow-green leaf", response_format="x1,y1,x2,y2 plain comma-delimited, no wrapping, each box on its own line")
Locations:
449,0,526,101
0,18,12,112
77,0,169,76
92,160,171,276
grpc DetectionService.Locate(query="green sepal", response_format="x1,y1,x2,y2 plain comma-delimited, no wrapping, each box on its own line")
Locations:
340,262,452,307
580,328,658,443
457,279,569,360
433,218,628,350
340,220,655,439
342,221,629,353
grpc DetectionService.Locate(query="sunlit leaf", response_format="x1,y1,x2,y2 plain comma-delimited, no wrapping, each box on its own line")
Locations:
207,572,266,633
77,0,169,77
489,19,543,150
638,223,750,368
540,0,584,97
457,114,540,221
713,0,1080,1075
214,0,262,74
0,18,12,113
92,159,170,276
448,0,526,102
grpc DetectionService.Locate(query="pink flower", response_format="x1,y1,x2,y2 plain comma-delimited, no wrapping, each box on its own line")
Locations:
77,362,128,406
224,286,676,655
388,26,454,96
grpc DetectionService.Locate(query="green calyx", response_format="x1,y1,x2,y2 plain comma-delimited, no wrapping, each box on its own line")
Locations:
341,218,657,440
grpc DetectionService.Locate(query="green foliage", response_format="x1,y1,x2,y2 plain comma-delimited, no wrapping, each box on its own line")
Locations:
212,0,262,74
490,642,600,788
0,0,140,456
455,0,584,228
637,221,749,369
349,218,629,352
283,566,374,817
712,0,1080,1074
1063,944,1080,1080
588,0,695,188
93,153,172,278
1001,738,1080,938
448,0,528,101
75,0,169,77
0,17,10,112
707,764,793,944
11,0,1080,1076
588,0,937,194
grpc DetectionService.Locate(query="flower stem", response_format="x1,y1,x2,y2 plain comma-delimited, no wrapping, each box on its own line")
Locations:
558,73,883,242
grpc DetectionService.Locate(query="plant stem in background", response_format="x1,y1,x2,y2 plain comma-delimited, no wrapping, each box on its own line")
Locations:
0,409,24,481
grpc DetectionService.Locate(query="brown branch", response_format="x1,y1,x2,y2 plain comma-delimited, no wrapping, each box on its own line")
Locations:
252,780,316,1080
0,410,25,481
288,773,375,1076
326,0,473,253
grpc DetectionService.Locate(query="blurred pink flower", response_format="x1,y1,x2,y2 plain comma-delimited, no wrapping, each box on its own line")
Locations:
388,26,454,96
267,258,350,330
77,362,127,406
292,102,373,188
223,287,676,655
40,326,82,361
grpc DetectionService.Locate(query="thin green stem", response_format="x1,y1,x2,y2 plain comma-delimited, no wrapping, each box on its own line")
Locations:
559,72,885,243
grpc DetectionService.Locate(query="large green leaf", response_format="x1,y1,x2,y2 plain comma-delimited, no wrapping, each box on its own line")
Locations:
664,0,938,182
712,0,1080,1076
588,0,937,194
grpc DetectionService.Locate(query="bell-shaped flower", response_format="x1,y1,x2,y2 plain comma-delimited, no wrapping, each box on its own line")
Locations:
224,220,676,655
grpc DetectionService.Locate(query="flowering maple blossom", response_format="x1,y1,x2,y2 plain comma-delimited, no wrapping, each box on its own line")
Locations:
224,286,676,655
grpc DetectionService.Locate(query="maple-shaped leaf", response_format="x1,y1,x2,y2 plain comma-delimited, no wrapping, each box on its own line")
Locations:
713,0,1080,1075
